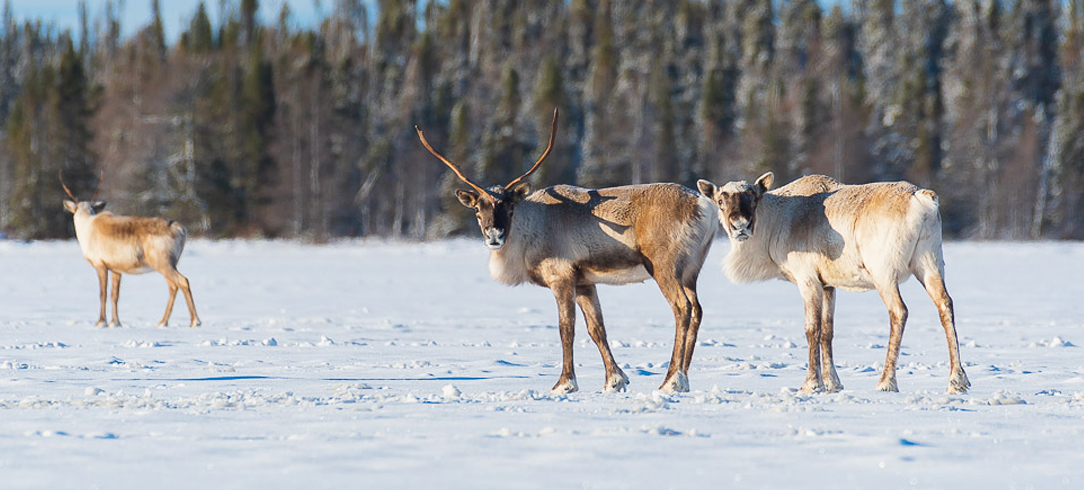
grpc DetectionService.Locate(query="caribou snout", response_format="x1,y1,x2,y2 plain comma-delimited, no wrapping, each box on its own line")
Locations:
484,228,506,249
729,218,753,242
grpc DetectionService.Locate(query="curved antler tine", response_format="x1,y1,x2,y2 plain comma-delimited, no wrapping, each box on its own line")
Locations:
506,107,559,190
92,168,104,201
58,170,78,202
415,125,490,199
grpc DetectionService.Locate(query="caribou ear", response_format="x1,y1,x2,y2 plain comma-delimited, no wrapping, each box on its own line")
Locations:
696,179,717,199
509,183,531,203
63,200,78,213
455,189,480,209
755,172,774,194
91,201,107,213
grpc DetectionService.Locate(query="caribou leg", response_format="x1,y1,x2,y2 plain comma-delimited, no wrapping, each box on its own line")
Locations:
820,286,843,392
656,271,692,393
576,284,628,392
798,280,826,394
549,280,579,394
94,266,108,328
108,271,122,327
875,283,908,392
915,269,970,394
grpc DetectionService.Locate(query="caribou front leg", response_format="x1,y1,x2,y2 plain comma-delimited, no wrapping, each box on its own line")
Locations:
108,271,123,327
550,281,579,394
94,266,108,328
820,287,843,392
798,281,826,394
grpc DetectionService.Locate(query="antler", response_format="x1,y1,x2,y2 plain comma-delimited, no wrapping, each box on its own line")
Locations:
59,170,78,202
505,108,558,190
59,169,105,202
92,169,104,201
415,125,491,199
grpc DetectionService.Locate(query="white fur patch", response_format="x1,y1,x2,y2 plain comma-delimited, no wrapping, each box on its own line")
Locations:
724,239,784,284
551,377,579,394
488,249,530,286
582,265,651,285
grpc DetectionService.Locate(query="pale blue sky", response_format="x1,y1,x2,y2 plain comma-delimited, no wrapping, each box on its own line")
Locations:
6,1,851,44
4,0,326,41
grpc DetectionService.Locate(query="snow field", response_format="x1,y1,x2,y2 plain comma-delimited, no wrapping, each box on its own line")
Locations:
1,239,1082,489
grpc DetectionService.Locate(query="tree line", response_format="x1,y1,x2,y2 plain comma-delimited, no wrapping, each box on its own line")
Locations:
1,0,1082,241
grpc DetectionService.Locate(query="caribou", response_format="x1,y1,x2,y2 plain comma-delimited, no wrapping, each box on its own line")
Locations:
697,173,970,394
61,171,201,328
416,109,718,393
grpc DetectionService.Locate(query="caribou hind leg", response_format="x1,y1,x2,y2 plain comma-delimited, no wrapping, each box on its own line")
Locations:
157,279,179,327
874,283,908,392
174,270,201,327
914,268,970,394
679,283,703,376
655,270,693,393
155,265,200,327
575,284,629,392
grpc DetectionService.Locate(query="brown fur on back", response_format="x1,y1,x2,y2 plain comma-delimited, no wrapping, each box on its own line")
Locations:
725,175,938,290
79,212,187,274
708,173,967,394
490,183,715,287
95,213,182,241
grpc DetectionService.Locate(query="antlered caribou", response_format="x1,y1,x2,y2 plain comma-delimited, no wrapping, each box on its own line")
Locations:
416,109,718,393
697,173,969,394
61,172,201,328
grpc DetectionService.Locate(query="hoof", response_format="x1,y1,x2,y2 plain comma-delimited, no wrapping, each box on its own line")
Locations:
603,369,630,393
824,370,844,393
94,320,107,328
108,320,122,328
156,321,168,328
659,372,689,393
947,370,971,394
799,378,825,394
875,377,899,392
551,377,579,395
190,319,202,328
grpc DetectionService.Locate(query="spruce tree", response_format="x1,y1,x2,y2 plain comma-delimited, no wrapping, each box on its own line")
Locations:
184,2,215,53
5,36,95,238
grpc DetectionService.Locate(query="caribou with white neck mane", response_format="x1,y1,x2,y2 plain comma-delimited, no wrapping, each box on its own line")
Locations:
62,171,201,328
697,173,969,394
416,109,718,393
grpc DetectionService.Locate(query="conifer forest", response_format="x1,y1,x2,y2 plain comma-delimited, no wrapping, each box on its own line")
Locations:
1,0,1082,241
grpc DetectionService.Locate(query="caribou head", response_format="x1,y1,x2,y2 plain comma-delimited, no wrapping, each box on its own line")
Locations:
697,172,773,242
60,170,107,216
416,109,558,250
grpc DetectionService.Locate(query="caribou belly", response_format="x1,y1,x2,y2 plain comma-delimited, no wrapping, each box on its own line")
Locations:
582,265,651,285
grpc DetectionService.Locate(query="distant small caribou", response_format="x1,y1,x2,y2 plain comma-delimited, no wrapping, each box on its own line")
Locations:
416,109,718,393
697,173,969,394
61,171,201,328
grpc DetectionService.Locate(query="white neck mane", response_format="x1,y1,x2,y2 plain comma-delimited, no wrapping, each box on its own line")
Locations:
722,195,784,284
487,203,537,286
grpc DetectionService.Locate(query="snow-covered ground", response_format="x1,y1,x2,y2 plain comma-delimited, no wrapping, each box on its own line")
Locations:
1,239,1082,489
